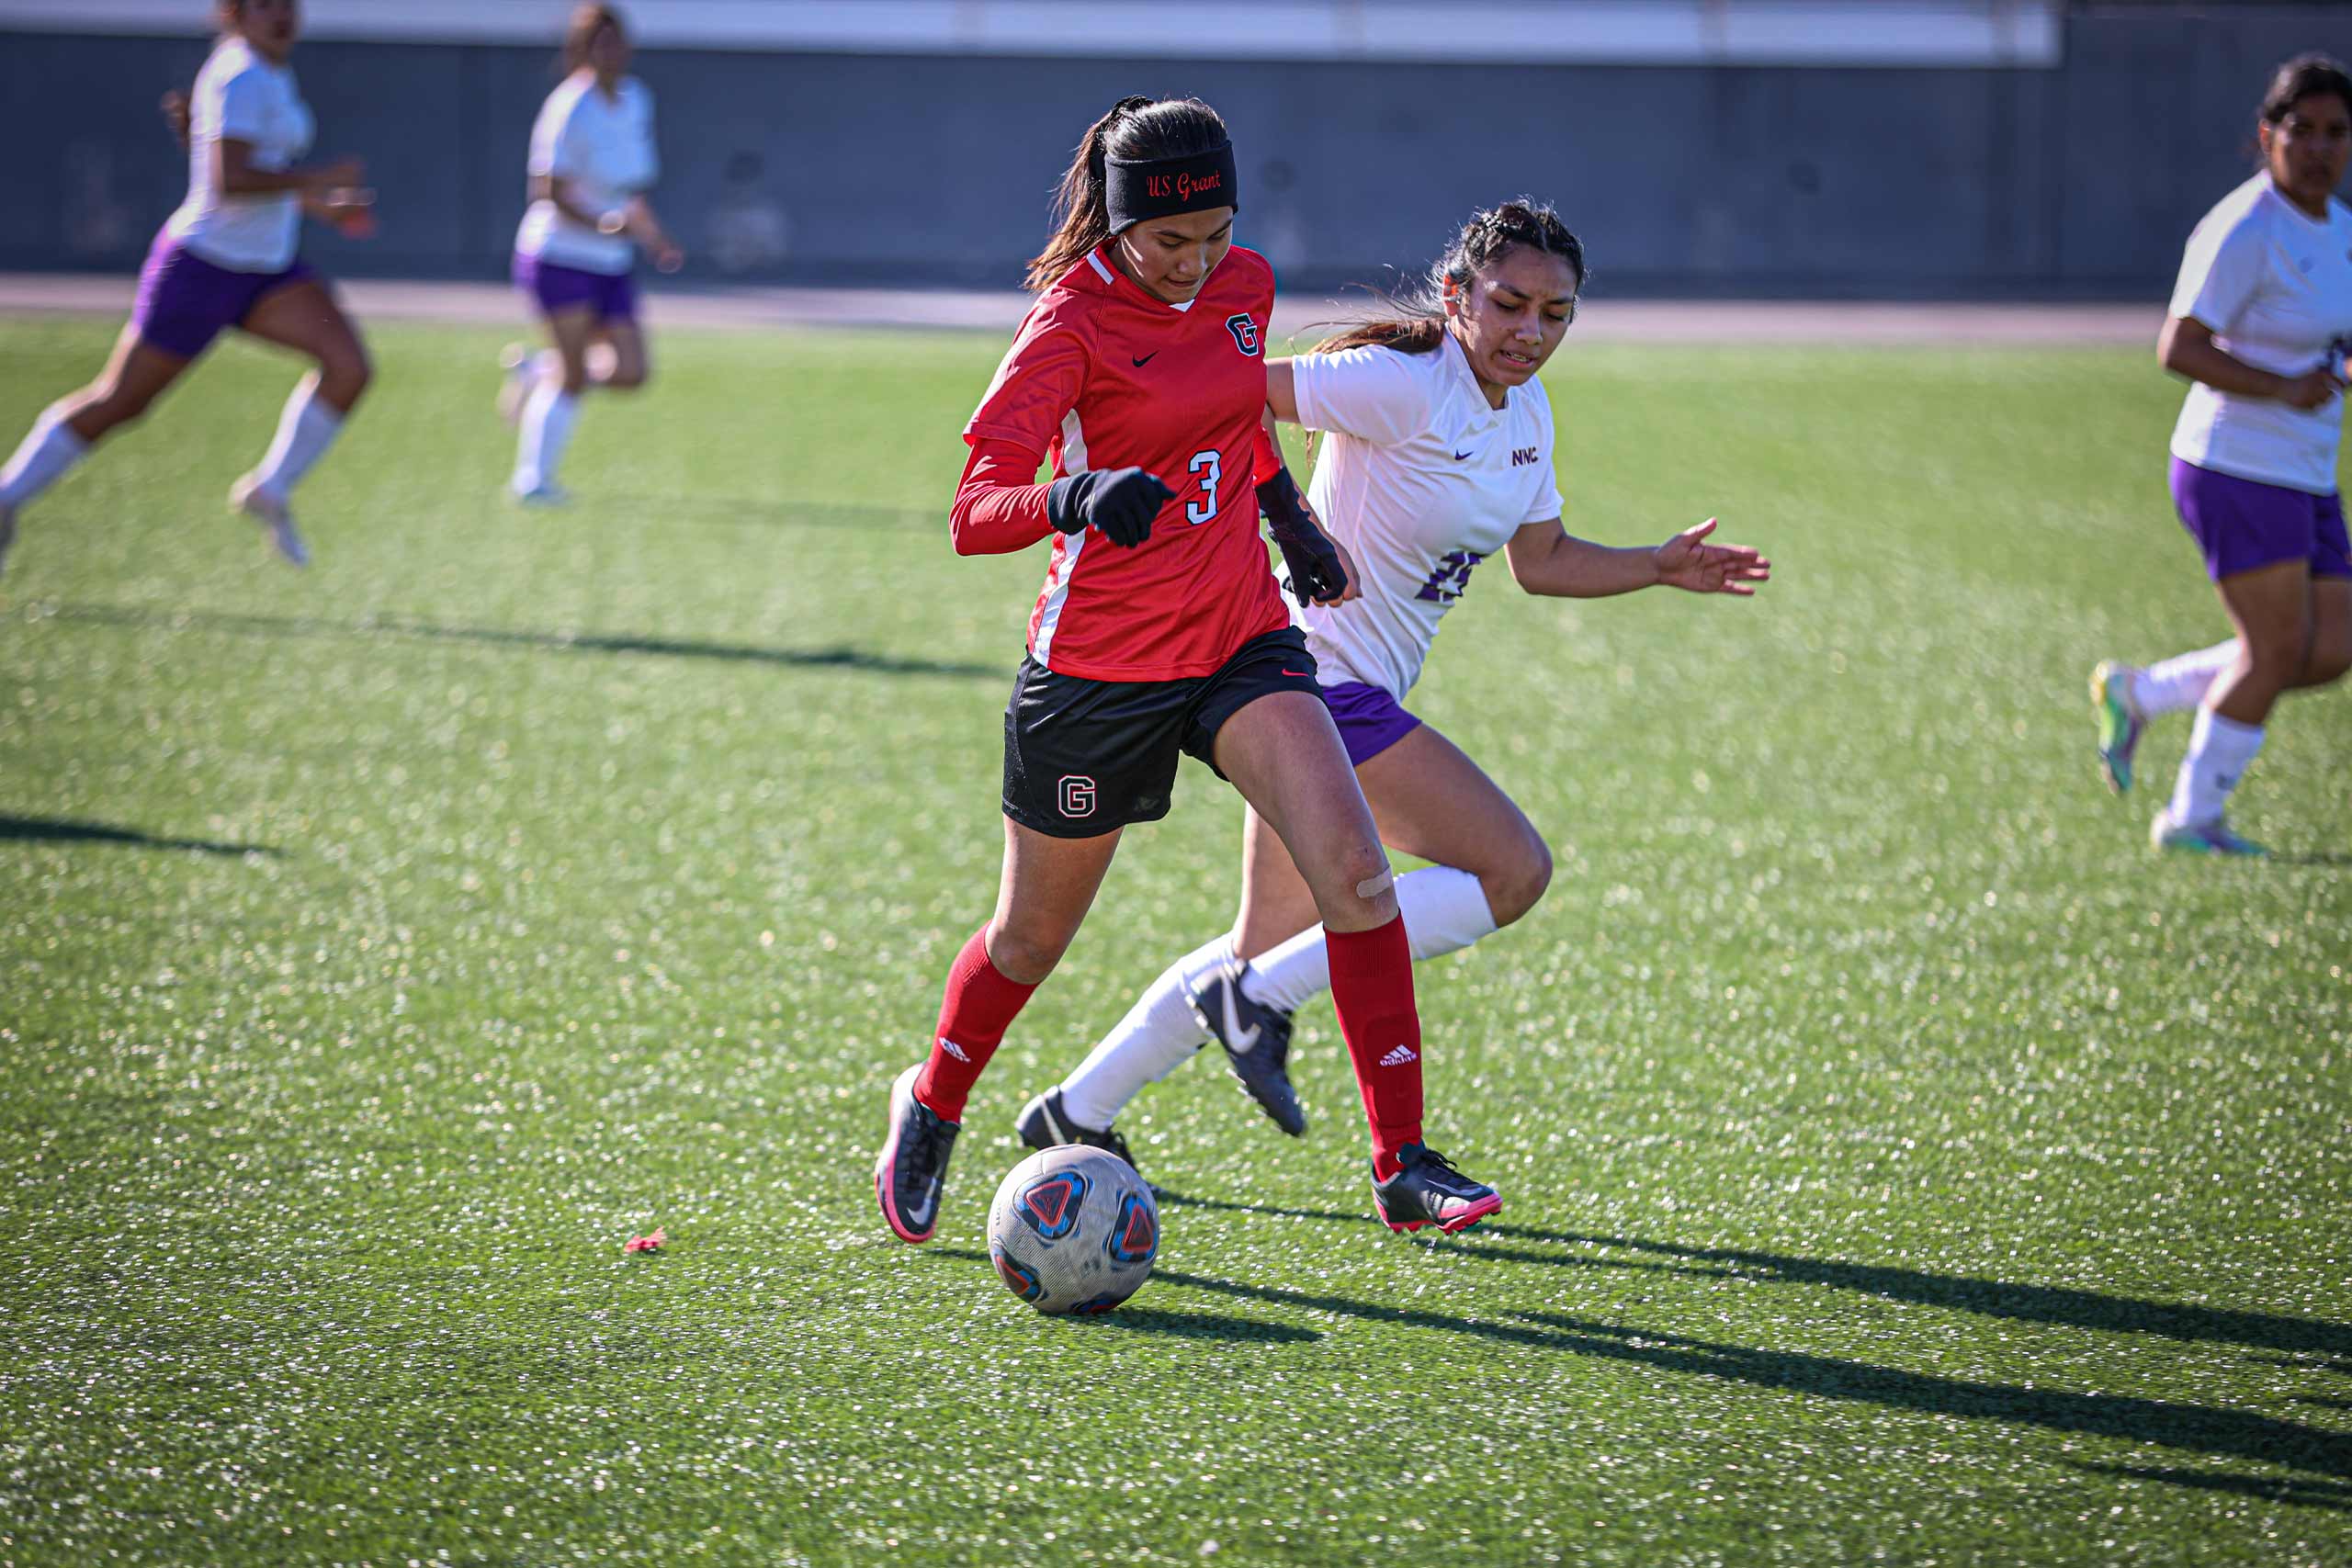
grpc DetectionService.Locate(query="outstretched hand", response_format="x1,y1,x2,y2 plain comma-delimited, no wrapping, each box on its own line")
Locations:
1655,517,1770,596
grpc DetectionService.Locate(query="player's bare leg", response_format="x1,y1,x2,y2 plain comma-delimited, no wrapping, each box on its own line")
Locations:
879,820,1122,1243
0,327,191,576
1216,690,1498,1231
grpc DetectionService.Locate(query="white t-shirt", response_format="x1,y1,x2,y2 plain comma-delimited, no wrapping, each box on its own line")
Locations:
2168,173,2352,496
514,73,658,275
1290,334,1564,698
164,36,313,273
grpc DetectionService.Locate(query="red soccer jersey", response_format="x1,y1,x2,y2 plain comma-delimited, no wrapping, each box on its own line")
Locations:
961,243,1289,681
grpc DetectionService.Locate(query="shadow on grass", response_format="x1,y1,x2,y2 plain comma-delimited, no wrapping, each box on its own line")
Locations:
1144,1267,2352,1484
0,813,277,856
1091,1306,1321,1345
1151,1190,2352,1358
929,1250,1319,1344
2268,852,2352,867
44,602,996,679
2064,1462,2352,1514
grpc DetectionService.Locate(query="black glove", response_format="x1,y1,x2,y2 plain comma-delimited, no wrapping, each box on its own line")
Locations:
1046,467,1173,549
1257,469,1347,604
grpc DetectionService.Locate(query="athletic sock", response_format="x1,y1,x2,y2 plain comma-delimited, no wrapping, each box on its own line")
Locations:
247,376,344,501
2132,639,2238,717
0,408,89,510
1326,913,1424,1179
2168,707,2265,826
912,927,1039,1123
513,378,578,493
1242,864,1498,1015
1057,933,1231,1130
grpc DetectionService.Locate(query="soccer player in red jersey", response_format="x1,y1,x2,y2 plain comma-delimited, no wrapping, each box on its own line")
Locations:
876,96,1504,1244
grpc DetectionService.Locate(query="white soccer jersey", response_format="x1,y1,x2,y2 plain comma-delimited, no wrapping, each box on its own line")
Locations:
514,74,659,275
1290,335,1564,698
2169,173,2352,495
164,36,313,273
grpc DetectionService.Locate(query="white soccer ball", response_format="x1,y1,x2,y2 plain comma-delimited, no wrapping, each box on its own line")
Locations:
986,1145,1158,1315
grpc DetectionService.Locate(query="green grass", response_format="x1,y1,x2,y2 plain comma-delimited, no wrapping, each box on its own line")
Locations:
1,313,2346,1567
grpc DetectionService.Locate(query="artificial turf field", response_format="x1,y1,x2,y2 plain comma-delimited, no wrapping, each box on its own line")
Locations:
0,310,2346,1568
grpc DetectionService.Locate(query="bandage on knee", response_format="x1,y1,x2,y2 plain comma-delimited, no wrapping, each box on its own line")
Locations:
1355,864,1396,900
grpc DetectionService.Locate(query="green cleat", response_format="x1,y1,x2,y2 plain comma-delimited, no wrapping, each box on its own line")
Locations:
2090,660,2144,794
2150,810,2267,858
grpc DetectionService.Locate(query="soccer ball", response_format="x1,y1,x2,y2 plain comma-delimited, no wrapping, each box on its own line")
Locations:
986,1145,1158,1315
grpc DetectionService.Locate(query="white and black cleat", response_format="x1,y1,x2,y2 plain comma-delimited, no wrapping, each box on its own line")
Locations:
1015,1087,1140,1175
1183,959,1305,1135
1373,1144,1501,1235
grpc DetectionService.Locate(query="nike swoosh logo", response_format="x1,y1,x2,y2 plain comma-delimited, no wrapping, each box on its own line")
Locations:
1132,352,1159,367
1453,449,1474,461
1220,981,1261,1053
1282,668,1311,677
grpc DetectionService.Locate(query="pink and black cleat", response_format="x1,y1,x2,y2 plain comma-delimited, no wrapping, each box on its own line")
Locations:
1373,1143,1501,1235
875,1064,960,1244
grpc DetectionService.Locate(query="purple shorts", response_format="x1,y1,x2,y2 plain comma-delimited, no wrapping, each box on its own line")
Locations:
2171,457,2352,581
1321,681,1423,767
130,230,314,360
514,251,638,323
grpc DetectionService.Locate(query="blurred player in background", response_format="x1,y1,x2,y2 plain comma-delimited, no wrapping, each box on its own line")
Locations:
2093,53,2352,855
1018,201,1768,1162
502,4,682,506
0,0,373,573
876,95,1510,1247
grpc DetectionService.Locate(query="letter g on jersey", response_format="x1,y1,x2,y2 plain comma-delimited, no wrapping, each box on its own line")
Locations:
1226,313,1261,356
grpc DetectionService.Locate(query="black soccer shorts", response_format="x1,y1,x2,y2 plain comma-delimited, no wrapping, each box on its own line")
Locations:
1001,627,1323,838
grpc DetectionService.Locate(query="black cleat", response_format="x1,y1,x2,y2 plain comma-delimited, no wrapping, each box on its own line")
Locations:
875,1064,959,1244
1372,1144,1501,1235
1182,959,1305,1136
1014,1087,1140,1175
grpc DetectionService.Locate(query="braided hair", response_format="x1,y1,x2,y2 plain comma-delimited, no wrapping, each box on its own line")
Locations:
1026,96,1231,292
1321,200,1585,355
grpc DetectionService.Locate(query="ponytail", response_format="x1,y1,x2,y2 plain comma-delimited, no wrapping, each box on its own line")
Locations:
1025,95,1232,292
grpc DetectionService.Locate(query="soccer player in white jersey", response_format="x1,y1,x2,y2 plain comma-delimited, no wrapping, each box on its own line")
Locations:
501,4,683,505
0,0,373,574
2090,54,2352,856
1012,201,1770,1161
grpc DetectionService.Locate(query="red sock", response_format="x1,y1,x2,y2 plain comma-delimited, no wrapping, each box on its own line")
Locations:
912,927,1038,1123
1326,913,1424,1179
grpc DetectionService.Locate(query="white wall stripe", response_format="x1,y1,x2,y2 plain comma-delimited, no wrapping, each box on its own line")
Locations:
0,1,2064,67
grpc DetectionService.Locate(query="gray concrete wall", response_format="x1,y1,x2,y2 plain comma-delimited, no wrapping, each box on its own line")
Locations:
3,6,2348,298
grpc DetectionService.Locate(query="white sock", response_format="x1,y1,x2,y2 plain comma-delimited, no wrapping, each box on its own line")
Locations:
2168,707,2265,826
1242,863,1500,1015
514,378,578,493
1057,933,1232,1130
2132,639,2238,717
0,408,90,510
247,377,344,502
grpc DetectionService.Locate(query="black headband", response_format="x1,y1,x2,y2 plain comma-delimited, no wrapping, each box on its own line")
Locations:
1104,142,1239,232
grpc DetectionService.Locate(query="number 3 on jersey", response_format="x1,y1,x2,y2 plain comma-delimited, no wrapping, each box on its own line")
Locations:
1185,449,1221,525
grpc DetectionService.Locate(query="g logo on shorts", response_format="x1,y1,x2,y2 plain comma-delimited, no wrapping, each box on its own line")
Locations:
1059,775,1097,818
